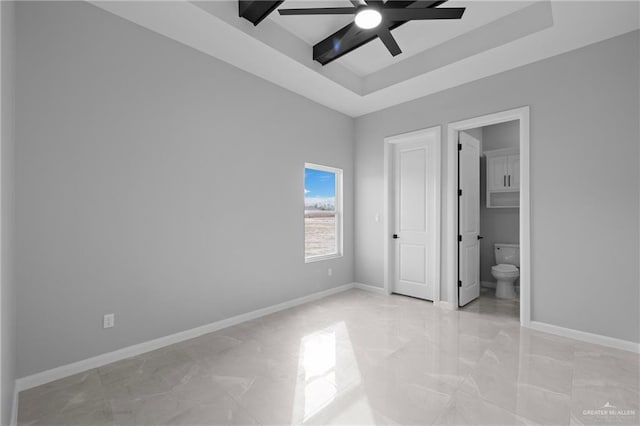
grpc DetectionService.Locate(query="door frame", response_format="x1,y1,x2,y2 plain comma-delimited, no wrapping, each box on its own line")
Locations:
446,107,531,326
383,126,441,302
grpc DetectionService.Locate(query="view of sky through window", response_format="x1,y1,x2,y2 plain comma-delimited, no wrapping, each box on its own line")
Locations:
304,168,336,211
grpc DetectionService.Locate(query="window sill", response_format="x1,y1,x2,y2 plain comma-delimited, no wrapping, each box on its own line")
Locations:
305,254,342,263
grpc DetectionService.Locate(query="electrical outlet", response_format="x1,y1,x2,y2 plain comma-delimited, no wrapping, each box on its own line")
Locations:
103,313,115,329
328,268,333,277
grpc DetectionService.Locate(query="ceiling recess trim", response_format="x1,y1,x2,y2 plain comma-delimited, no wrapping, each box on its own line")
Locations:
90,1,640,117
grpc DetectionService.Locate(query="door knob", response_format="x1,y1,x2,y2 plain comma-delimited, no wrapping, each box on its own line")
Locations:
392,234,399,239
477,235,484,240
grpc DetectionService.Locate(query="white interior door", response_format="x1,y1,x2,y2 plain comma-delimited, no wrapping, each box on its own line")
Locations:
458,131,480,306
392,135,438,300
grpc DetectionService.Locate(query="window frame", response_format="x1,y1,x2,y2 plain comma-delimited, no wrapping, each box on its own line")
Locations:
304,163,343,263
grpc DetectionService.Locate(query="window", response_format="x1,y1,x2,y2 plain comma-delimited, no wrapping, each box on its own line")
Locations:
304,163,342,262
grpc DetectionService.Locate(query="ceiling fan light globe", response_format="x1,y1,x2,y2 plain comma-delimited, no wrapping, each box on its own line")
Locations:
354,9,382,29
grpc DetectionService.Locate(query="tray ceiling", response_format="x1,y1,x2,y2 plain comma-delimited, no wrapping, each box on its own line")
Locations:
91,0,640,117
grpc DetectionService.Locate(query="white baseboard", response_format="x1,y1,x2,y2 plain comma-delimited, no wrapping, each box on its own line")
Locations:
10,386,18,426
16,283,356,392
528,321,640,354
354,282,456,309
353,282,387,295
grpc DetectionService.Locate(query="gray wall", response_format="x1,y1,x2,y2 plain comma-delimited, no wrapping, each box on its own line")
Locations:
15,2,354,377
1,1,16,424
483,120,519,151
479,121,519,284
355,31,640,343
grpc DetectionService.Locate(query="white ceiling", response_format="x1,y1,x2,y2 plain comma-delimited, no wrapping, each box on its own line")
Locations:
91,1,640,117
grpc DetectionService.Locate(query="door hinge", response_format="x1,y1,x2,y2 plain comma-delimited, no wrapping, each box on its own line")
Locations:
458,235,462,242
458,189,462,196
458,280,462,288
458,143,462,151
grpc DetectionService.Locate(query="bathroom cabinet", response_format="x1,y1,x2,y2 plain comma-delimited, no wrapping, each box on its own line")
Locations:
484,147,519,208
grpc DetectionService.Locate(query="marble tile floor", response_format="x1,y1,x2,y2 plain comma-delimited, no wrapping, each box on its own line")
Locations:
18,289,639,425
461,288,520,319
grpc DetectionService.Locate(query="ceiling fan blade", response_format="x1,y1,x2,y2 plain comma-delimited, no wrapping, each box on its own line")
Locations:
377,28,401,56
336,23,362,50
383,7,465,21
278,7,358,16
365,0,385,7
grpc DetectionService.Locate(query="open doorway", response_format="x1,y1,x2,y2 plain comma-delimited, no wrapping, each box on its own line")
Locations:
447,107,530,326
459,121,520,319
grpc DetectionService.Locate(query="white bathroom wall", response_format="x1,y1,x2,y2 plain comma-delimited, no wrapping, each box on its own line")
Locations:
483,120,519,151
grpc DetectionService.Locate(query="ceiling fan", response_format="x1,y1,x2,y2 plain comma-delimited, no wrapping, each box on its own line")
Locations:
277,1,466,58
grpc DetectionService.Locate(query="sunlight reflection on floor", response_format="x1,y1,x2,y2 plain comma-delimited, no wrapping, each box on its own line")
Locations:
294,322,375,424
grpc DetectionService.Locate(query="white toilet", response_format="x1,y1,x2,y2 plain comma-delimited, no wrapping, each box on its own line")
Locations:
491,243,520,299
